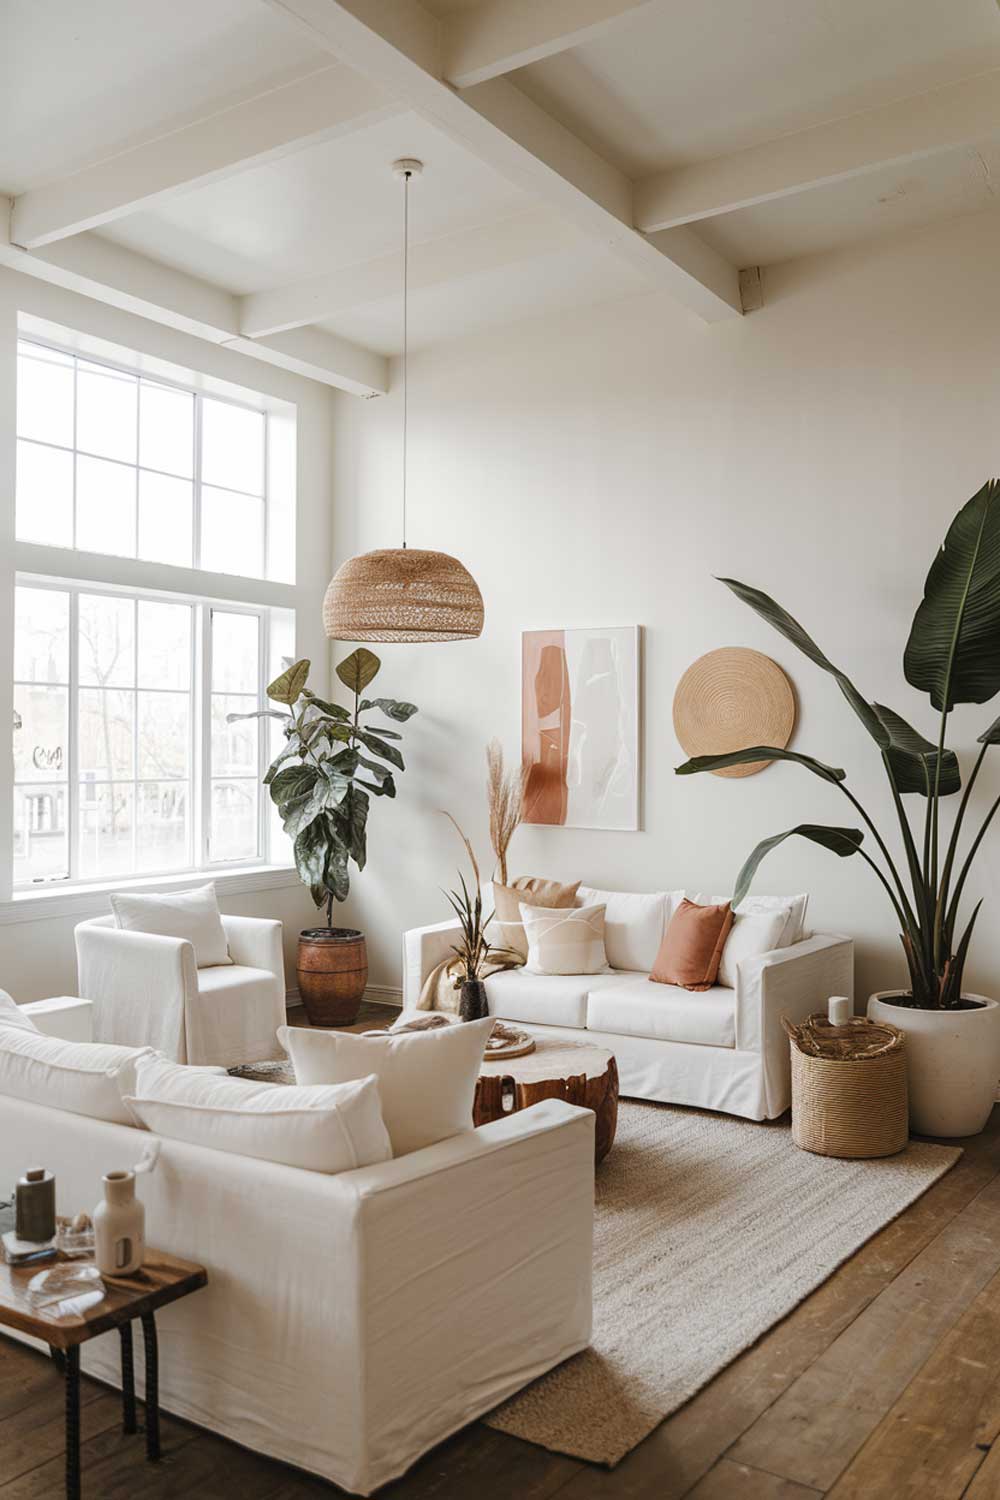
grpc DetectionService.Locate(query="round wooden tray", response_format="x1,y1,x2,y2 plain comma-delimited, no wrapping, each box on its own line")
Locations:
484,1033,536,1060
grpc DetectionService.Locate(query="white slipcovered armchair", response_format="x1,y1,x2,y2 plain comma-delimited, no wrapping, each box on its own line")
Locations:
74,913,286,1066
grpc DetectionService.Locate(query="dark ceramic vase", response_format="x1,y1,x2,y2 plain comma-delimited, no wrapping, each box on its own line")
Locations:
459,979,488,1022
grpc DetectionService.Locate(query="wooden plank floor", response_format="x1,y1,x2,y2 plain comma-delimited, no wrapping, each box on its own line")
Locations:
3,1007,999,1498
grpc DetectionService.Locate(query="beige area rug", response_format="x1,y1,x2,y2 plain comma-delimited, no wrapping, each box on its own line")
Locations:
485,1099,961,1466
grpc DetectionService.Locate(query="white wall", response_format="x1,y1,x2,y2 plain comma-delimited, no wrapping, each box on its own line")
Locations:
331,206,1000,1004
0,267,335,1000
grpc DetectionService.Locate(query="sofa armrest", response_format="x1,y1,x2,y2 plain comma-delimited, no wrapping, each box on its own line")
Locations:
21,996,94,1043
222,915,284,980
736,932,855,1116
339,1099,595,1492
402,918,462,1010
74,920,198,1058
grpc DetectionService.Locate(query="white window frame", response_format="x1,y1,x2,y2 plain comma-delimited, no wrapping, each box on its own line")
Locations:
16,334,272,580
13,575,273,893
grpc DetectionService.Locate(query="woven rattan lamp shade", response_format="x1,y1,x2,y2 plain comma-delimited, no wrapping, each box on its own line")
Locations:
323,547,484,643
673,647,795,777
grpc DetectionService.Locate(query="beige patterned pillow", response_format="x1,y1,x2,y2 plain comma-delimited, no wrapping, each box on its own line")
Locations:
520,902,608,976
492,877,580,960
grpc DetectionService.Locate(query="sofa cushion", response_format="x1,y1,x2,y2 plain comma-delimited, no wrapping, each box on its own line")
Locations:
521,902,609,975
484,969,622,1028
0,1029,150,1123
126,1053,392,1173
110,882,232,968
577,887,681,971
587,974,736,1049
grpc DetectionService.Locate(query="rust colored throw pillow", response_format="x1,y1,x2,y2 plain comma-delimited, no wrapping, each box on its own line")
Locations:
649,898,734,992
492,877,581,960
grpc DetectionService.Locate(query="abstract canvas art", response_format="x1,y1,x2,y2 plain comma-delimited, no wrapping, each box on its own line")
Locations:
522,626,640,830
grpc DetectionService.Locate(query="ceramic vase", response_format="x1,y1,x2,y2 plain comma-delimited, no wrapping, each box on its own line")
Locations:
459,979,488,1022
94,1169,145,1276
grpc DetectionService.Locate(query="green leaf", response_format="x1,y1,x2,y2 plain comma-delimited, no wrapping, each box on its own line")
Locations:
324,843,350,903
355,754,392,784
676,746,846,783
978,713,1000,744
336,648,381,694
300,693,350,721
267,658,310,705
871,703,961,796
360,697,418,722
226,709,292,724
734,824,864,907
281,791,323,841
269,764,317,808
905,481,1000,711
293,818,327,888
326,747,360,776
263,740,304,785
359,775,395,799
357,729,404,771
333,785,369,870
719,578,890,748
358,722,402,740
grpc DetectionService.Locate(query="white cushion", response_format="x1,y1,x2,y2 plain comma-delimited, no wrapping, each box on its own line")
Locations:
0,989,40,1034
483,969,622,1028
521,902,609,975
695,892,808,947
279,1016,493,1157
0,1029,150,1123
576,888,680,971
125,1053,392,1174
718,908,790,989
110,883,232,968
587,973,736,1048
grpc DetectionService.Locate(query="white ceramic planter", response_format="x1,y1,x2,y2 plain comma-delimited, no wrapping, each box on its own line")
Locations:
867,990,1000,1138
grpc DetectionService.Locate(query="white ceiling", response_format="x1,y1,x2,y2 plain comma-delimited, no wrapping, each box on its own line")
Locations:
3,0,1000,391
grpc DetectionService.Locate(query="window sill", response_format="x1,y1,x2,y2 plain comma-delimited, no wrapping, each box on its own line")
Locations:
0,864,302,926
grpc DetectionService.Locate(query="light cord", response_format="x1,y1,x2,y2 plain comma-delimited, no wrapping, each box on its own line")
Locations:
401,167,409,550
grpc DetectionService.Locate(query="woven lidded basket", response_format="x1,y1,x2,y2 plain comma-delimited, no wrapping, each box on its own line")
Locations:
782,1013,908,1159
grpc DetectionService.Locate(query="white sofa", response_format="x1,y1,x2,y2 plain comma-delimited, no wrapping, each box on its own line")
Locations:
75,913,286,1066
3,996,594,1497
404,889,854,1121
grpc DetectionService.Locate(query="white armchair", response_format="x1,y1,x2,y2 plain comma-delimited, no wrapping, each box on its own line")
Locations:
74,913,286,1066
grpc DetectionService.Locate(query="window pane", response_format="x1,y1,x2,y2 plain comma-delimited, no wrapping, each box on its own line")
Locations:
14,685,68,781
75,454,136,557
137,601,190,690
138,471,193,567
211,695,258,777
136,782,190,872
76,361,137,464
210,780,258,862
16,440,73,546
79,689,134,780
139,382,193,477
14,785,68,883
79,783,134,878
212,611,258,692
15,587,69,683
79,594,134,687
138,692,189,779
17,349,74,447
201,399,264,496
200,487,264,577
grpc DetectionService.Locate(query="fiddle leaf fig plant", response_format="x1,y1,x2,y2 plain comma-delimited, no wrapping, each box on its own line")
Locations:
229,650,417,925
676,479,1000,1011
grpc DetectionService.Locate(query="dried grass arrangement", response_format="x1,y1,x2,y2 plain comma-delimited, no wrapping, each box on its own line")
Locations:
486,739,528,885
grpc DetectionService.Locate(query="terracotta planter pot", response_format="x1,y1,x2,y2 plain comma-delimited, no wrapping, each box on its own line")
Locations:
867,990,1000,1138
297,928,368,1027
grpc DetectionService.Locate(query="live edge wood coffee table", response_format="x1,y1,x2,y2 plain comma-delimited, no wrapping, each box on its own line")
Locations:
0,1250,207,1500
474,1037,619,1163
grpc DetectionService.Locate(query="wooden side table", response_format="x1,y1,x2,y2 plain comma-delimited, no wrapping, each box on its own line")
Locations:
474,1037,620,1162
0,1250,207,1500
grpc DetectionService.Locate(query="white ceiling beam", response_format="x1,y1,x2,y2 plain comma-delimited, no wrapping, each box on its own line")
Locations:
0,214,388,396
634,67,1000,232
240,206,580,335
442,0,658,89
261,0,743,321
11,64,399,249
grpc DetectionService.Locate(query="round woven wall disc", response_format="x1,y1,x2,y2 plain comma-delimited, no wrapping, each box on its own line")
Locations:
673,647,795,778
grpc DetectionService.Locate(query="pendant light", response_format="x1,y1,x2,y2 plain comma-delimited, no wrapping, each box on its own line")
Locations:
323,159,484,643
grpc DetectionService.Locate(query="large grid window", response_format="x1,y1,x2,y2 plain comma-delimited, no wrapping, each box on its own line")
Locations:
16,339,269,579
13,582,271,888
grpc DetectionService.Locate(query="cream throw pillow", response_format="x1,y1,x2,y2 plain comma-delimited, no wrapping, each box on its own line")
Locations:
110,883,232,968
717,908,790,989
0,989,39,1034
125,1053,392,1173
279,1015,494,1156
576,887,679,971
0,1029,151,1124
492,877,580,960
520,902,608,976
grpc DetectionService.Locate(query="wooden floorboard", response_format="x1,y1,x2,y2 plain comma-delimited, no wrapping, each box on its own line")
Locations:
1,1086,996,1498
